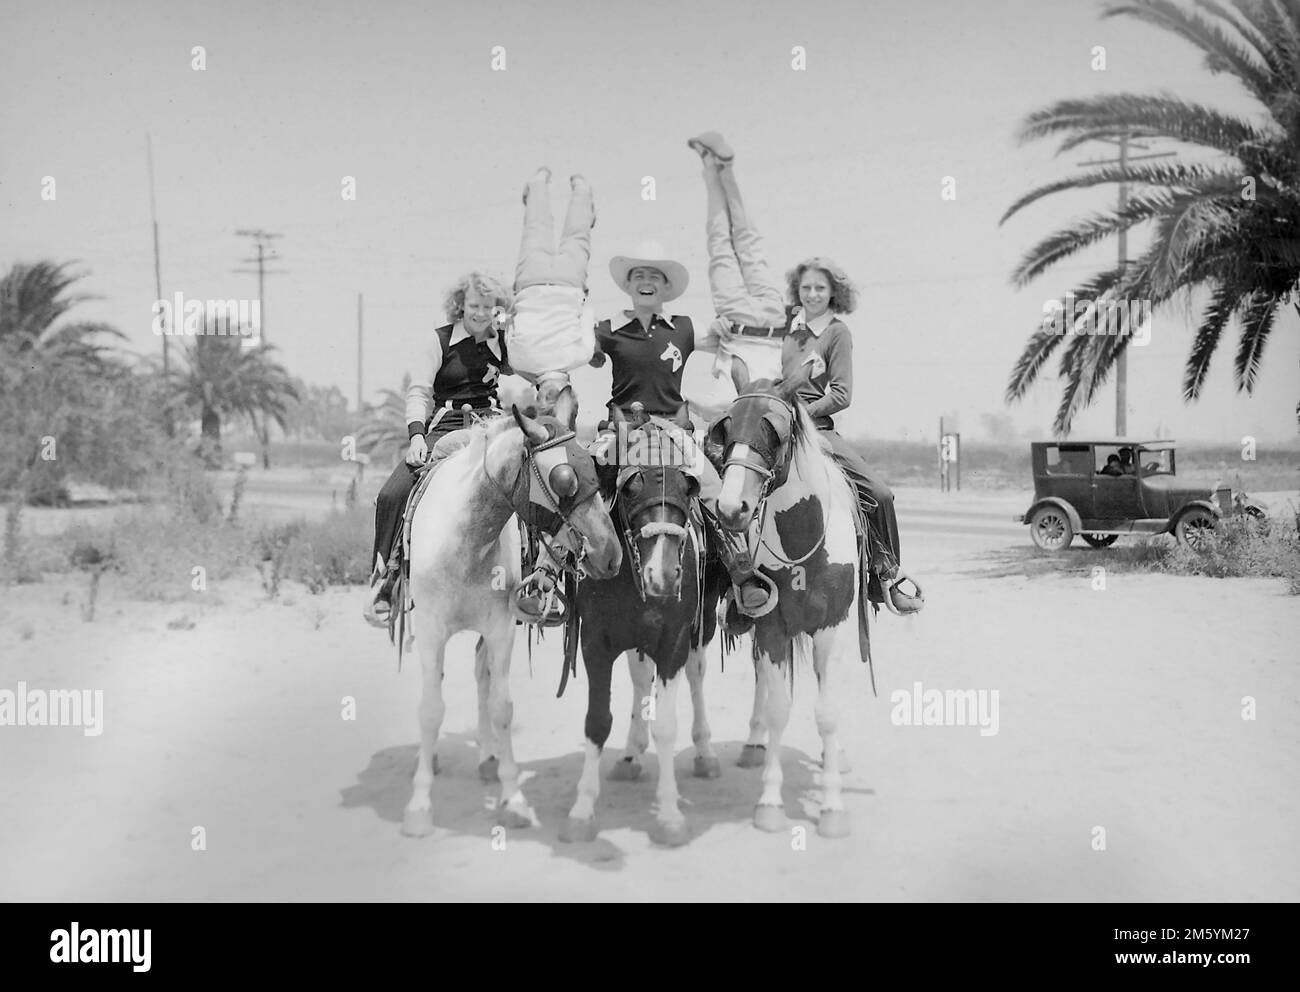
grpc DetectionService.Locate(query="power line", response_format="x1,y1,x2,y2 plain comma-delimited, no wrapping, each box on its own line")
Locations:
233,229,287,343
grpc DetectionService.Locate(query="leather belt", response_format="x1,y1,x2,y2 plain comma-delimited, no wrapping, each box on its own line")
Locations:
737,324,788,339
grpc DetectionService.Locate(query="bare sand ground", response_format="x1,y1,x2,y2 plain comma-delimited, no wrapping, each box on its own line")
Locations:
2,488,1297,902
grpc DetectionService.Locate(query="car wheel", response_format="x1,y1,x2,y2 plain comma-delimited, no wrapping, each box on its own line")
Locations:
1029,506,1074,551
1175,507,1216,550
1082,533,1119,549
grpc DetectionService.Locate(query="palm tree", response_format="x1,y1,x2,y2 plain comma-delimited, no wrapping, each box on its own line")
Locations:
354,374,412,466
0,261,133,570
170,331,299,467
1001,0,1300,435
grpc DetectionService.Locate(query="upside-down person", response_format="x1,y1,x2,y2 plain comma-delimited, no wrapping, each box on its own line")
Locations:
688,130,924,617
587,241,778,631
491,166,604,625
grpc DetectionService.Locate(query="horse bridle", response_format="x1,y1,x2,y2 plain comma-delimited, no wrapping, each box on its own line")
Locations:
713,392,828,567
484,426,602,578
611,465,693,602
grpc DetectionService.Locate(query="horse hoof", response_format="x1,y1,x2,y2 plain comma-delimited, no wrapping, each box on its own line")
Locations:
478,757,499,784
649,819,691,847
497,805,533,830
693,755,722,779
737,744,767,768
401,808,434,837
817,810,851,839
753,804,786,832
609,757,642,781
558,817,598,843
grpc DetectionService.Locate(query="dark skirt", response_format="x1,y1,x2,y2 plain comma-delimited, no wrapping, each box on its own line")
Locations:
817,427,902,604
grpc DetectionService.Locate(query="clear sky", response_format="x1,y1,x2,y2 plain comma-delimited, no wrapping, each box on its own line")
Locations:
3,0,1297,444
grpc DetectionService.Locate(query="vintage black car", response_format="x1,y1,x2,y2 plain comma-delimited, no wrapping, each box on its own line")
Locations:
1017,439,1265,551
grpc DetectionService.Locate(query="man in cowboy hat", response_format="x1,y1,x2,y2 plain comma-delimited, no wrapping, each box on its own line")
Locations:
590,244,777,626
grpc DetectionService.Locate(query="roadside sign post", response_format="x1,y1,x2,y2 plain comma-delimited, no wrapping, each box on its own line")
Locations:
939,417,961,491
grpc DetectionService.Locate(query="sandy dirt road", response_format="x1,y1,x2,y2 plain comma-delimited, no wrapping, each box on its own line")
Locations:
2,487,1297,901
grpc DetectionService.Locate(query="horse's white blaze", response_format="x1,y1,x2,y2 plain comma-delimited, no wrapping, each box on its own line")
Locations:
642,534,674,597
652,668,685,827
684,647,715,761
717,442,752,518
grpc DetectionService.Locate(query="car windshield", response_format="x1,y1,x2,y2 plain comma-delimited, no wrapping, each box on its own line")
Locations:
1138,448,1175,476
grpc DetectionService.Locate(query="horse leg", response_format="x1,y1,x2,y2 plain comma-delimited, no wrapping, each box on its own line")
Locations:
753,655,791,832
560,649,614,843
649,664,690,846
611,650,652,781
484,619,534,829
813,628,850,838
685,646,720,778
401,620,447,837
474,636,499,783
737,651,769,768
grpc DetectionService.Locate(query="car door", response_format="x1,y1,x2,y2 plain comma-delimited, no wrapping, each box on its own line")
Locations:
1091,445,1140,525
1045,444,1093,518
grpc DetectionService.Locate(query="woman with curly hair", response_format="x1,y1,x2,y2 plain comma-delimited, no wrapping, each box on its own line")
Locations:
364,271,515,626
689,131,924,617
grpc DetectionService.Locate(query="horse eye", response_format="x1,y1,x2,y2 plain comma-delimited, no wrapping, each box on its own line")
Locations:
549,463,578,498
625,475,644,498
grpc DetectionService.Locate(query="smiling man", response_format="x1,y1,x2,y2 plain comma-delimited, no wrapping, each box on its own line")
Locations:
593,250,697,418
591,246,777,626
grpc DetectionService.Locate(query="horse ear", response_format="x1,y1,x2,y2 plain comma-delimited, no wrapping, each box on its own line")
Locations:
730,360,751,395
552,385,578,430
673,403,691,428
512,404,550,445
610,403,627,424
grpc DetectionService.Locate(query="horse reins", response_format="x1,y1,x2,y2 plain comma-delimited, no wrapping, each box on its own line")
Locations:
723,393,830,568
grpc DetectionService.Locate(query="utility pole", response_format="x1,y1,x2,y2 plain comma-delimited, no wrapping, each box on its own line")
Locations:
233,229,286,344
357,292,364,412
233,230,286,468
1077,131,1175,437
146,134,168,377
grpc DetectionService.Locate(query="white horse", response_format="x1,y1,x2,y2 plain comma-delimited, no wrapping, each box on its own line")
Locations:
705,371,871,838
400,388,623,837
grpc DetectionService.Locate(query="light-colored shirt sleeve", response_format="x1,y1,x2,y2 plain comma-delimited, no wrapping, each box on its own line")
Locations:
405,332,443,429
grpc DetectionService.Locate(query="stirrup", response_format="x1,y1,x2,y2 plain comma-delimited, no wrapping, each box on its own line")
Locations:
509,568,569,627
363,586,393,629
883,570,925,617
730,570,779,620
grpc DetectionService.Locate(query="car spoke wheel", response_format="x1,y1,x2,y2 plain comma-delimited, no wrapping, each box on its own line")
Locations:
1082,533,1118,549
1030,507,1073,551
1175,508,1216,550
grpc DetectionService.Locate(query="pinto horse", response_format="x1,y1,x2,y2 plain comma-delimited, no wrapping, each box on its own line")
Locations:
559,405,728,847
704,370,872,838
401,387,622,837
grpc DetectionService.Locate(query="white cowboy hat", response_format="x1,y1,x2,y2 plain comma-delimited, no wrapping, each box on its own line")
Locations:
608,240,689,302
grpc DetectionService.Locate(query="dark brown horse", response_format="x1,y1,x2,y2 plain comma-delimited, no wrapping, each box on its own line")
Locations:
559,405,728,847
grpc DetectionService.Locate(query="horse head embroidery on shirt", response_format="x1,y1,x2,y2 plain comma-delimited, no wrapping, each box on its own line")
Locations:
660,342,683,373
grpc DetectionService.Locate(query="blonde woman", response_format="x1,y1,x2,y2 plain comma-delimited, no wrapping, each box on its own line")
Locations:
365,272,513,626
